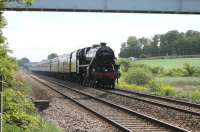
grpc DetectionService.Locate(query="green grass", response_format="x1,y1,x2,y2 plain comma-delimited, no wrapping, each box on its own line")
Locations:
156,77,200,91
157,77,200,86
117,81,147,91
134,58,200,69
156,77,200,102
34,121,63,132
191,89,200,102
4,121,63,132
3,124,24,132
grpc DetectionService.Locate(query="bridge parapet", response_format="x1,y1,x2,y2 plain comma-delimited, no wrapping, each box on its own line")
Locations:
4,0,200,14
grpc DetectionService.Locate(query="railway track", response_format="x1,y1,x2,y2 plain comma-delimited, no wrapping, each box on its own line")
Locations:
37,73,200,116
104,89,200,116
30,74,188,132
33,73,200,131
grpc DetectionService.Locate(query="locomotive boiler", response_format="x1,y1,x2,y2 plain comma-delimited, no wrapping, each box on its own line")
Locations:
30,43,120,88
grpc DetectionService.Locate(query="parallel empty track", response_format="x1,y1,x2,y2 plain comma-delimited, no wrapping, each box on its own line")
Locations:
30,74,188,132
108,89,200,116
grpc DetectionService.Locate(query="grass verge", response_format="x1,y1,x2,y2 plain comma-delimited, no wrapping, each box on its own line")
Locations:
3,72,63,132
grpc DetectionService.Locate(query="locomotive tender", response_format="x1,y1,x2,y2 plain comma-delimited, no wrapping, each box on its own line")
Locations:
31,43,120,88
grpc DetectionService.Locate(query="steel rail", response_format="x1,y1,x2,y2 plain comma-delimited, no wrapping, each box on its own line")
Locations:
115,89,200,108
31,74,189,132
102,89,200,116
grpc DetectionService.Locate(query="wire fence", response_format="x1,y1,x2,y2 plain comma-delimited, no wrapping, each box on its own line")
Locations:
0,75,3,132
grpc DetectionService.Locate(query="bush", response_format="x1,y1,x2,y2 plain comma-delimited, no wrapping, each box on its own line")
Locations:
132,63,150,70
193,66,200,77
118,59,131,72
3,88,41,131
3,112,41,130
147,80,176,96
4,116,63,132
146,80,161,93
117,81,147,91
0,57,18,86
164,64,199,77
4,88,36,114
124,67,153,85
190,88,200,102
139,53,147,58
159,84,176,96
183,63,196,76
150,66,164,75
165,68,185,77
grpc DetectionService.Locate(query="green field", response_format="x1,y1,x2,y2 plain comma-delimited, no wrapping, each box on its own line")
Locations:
132,58,200,90
118,57,200,101
134,58,200,69
157,77,200,91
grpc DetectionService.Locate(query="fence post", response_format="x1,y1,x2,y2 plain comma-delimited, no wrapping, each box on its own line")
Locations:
0,75,3,132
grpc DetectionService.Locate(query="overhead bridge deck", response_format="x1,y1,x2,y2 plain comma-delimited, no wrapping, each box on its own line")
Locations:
4,0,200,14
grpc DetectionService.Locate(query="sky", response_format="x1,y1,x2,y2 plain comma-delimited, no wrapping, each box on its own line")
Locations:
3,11,200,62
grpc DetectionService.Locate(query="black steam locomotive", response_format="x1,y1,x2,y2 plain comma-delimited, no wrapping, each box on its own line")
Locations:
30,43,120,88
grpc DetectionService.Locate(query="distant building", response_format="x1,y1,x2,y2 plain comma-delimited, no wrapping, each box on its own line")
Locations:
129,57,137,61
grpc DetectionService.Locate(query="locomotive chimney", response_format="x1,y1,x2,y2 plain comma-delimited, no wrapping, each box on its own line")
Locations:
92,44,99,48
100,42,107,47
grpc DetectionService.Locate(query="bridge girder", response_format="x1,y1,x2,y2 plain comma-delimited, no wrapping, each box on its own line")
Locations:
4,0,200,14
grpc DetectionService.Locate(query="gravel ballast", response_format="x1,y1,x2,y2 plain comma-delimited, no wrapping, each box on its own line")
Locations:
39,75,200,132
43,98,121,132
25,74,121,132
32,75,171,132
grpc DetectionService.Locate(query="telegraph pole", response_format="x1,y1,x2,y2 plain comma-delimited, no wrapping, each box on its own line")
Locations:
0,75,3,132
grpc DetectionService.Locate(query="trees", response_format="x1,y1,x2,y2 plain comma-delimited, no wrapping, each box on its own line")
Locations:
1,1,54,132
47,53,58,59
0,1,18,86
159,30,180,56
119,36,144,58
17,57,30,67
119,30,200,58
